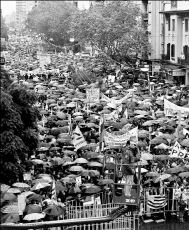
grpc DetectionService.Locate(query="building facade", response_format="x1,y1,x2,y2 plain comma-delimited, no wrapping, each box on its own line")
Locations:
16,1,38,30
144,0,189,85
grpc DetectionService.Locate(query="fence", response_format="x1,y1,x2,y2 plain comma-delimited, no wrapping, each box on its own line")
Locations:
142,187,189,218
64,191,139,230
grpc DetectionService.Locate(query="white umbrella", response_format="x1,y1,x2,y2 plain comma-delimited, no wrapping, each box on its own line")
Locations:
23,213,45,221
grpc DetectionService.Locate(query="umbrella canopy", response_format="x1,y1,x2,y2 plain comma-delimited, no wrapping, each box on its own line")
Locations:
7,188,21,194
26,193,42,203
88,162,103,167
69,165,84,172
31,182,51,191
43,204,65,216
0,184,10,193
154,143,170,150
83,185,101,194
179,172,189,178
23,213,45,221
154,174,171,183
74,158,88,164
165,167,187,174
1,202,18,214
1,213,20,223
146,172,159,177
12,182,30,189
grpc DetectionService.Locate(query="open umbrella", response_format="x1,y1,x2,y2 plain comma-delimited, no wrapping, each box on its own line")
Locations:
74,158,88,164
69,165,84,172
23,213,45,221
88,162,103,167
43,204,65,217
0,184,10,193
1,202,18,214
26,193,42,203
12,182,30,189
7,188,21,194
165,167,187,174
154,143,170,150
179,172,189,178
146,172,159,177
83,185,101,194
154,174,171,183
1,213,20,223
31,182,51,191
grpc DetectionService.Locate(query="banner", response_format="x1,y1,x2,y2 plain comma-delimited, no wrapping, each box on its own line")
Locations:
104,110,119,122
101,92,132,105
104,127,138,147
38,52,51,67
169,141,187,158
164,99,189,117
173,188,181,200
86,88,100,104
83,195,95,206
72,126,87,150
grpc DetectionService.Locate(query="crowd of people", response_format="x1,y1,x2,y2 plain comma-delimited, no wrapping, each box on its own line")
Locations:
1,31,189,226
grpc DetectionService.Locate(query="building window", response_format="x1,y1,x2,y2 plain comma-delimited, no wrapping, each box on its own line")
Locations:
171,1,177,8
172,19,175,31
167,16,171,31
171,44,175,58
167,43,170,59
185,19,189,32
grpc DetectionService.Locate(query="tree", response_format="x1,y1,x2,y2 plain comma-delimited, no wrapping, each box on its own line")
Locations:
26,1,78,46
70,1,150,65
0,69,40,184
1,13,8,40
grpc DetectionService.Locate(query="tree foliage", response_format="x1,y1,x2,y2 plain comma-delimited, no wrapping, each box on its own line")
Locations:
70,1,149,64
26,1,77,46
0,70,40,184
1,14,8,40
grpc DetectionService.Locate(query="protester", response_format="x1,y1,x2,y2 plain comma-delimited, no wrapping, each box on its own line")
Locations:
1,30,189,226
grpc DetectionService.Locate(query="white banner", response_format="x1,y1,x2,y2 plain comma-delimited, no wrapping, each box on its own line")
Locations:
101,92,132,105
104,110,119,122
72,126,87,150
164,99,189,117
104,127,138,147
169,141,187,158
86,88,100,104
173,188,181,200
38,52,51,67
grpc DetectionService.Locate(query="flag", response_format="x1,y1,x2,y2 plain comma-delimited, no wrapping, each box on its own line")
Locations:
51,180,57,201
147,195,167,209
68,114,72,136
99,115,105,152
72,126,87,150
124,108,128,119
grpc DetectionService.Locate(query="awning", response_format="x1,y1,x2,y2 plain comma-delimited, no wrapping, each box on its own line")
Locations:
159,10,189,15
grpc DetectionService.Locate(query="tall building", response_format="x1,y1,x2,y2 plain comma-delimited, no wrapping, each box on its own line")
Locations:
16,1,38,30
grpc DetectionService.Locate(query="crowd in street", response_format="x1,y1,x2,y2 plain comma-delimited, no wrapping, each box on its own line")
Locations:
1,31,189,226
